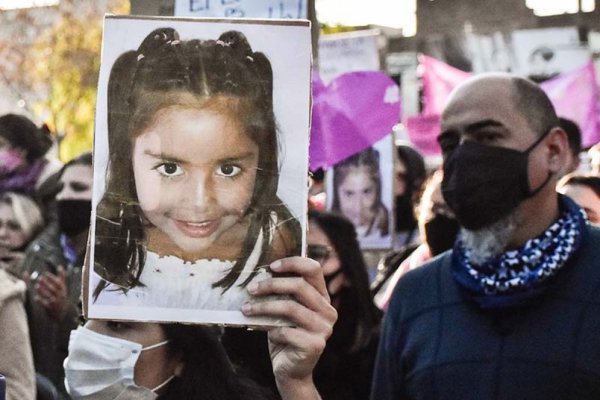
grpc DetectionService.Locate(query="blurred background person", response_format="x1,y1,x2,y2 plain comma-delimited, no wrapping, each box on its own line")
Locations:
307,210,381,400
558,117,582,175
331,147,389,241
0,114,61,197
21,152,92,399
0,192,44,278
0,267,35,400
372,170,459,309
394,143,426,247
557,174,600,225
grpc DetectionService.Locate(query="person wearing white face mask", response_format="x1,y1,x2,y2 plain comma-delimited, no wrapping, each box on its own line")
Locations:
64,257,337,400
64,323,173,399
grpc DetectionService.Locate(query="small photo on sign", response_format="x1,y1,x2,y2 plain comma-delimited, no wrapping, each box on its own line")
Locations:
326,135,394,250
87,16,312,326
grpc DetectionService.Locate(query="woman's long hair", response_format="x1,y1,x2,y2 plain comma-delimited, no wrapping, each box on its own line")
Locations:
308,210,381,351
93,28,301,299
159,324,276,400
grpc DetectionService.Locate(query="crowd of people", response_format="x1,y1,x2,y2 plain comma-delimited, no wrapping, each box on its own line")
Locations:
2,71,600,400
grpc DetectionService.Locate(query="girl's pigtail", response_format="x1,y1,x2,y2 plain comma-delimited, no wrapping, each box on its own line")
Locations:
94,49,147,298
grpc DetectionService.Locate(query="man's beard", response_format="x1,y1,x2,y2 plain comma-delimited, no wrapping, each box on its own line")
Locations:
460,211,519,266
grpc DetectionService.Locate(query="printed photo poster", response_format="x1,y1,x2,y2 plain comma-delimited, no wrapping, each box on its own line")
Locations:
86,15,312,327
512,27,590,79
326,135,394,250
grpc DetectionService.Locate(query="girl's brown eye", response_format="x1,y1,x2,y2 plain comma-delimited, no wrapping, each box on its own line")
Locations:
217,164,241,177
163,163,178,174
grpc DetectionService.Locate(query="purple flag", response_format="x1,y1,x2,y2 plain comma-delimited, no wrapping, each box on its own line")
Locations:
409,56,599,155
310,71,401,170
420,54,471,116
406,114,442,156
540,61,600,147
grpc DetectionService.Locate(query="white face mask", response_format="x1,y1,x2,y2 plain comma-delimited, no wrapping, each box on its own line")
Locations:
63,326,174,400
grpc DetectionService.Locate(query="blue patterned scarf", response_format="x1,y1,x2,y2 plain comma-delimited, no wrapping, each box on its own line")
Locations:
452,195,587,309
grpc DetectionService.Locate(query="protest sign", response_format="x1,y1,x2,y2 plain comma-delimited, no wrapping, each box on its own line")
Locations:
174,0,307,19
86,16,312,326
318,29,380,83
325,135,395,250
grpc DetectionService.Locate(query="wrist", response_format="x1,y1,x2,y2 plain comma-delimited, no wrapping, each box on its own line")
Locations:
275,374,321,400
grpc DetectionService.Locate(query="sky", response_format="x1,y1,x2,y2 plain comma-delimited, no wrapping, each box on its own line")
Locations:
0,0,595,35
0,0,58,9
315,0,595,36
315,0,416,34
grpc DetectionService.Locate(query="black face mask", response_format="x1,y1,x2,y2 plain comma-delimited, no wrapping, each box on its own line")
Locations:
57,200,92,237
395,194,417,231
424,214,460,256
441,132,552,231
324,269,345,300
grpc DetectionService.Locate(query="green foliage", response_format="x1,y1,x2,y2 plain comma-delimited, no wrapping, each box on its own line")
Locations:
2,0,129,162
320,23,360,35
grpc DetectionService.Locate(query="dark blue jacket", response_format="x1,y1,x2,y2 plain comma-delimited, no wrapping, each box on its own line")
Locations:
371,225,600,399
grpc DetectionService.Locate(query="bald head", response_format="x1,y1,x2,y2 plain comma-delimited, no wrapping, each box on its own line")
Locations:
444,74,558,138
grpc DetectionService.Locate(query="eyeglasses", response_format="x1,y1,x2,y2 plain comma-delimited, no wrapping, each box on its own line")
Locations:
307,244,333,264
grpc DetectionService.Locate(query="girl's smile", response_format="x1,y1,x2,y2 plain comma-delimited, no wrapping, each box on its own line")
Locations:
132,102,259,260
173,218,222,239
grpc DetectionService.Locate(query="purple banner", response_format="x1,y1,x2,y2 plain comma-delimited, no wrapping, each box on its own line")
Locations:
540,61,600,148
421,54,471,116
310,71,401,170
406,114,442,156
409,56,599,155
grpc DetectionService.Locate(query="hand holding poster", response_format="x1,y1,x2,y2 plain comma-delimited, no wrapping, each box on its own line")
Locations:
87,16,312,326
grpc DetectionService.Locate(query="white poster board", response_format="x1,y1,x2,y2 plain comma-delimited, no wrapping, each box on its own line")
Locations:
174,0,307,19
325,135,394,250
512,27,590,77
86,16,312,327
318,29,381,83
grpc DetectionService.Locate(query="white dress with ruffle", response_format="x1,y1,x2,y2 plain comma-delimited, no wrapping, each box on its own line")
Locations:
94,228,270,311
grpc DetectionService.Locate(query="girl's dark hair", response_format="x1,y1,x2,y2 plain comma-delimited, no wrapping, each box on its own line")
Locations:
0,114,52,161
159,324,276,400
308,210,381,351
93,28,301,298
331,147,389,236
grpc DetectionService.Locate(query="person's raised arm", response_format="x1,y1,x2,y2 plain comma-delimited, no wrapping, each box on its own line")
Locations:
241,257,337,400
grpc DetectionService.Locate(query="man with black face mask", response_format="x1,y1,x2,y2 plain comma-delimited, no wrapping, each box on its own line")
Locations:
371,74,600,400
21,152,92,399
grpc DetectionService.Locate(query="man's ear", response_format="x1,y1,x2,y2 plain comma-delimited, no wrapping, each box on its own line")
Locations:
545,127,569,173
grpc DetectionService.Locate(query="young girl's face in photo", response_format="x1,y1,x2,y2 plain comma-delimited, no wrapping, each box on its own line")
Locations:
132,102,259,259
337,165,377,228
